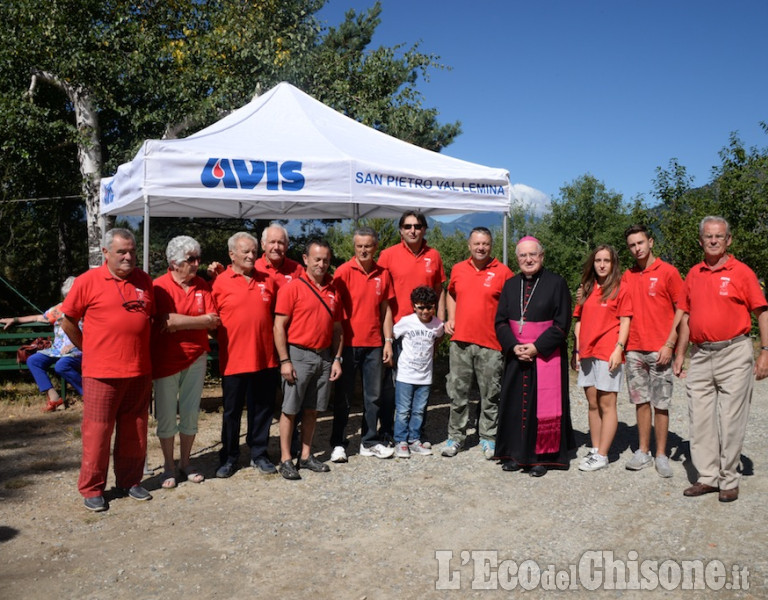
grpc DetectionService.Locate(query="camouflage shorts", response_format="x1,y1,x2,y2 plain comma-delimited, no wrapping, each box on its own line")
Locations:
625,351,673,409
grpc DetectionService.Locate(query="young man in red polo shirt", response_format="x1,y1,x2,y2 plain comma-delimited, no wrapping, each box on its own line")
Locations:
61,228,155,512
330,227,396,462
674,216,768,502
274,239,344,480
443,227,513,459
377,210,446,446
621,224,683,478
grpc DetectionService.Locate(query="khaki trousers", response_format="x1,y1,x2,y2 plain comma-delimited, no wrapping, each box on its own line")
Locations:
686,337,753,490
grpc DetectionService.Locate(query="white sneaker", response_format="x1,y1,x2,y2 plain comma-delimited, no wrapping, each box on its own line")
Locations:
579,453,609,471
330,446,348,463
395,441,411,458
359,443,395,459
409,440,433,455
654,455,673,478
626,449,653,471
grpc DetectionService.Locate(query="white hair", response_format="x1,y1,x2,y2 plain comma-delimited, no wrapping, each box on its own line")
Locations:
166,235,201,266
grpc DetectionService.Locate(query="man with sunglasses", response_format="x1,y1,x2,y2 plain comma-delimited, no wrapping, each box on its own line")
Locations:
61,228,155,512
378,211,446,446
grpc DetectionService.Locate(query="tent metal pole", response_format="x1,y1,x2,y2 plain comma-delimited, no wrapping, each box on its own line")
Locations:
503,213,508,266
143,194,150,270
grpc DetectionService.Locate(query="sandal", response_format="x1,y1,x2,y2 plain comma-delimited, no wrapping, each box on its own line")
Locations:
161,471,177,489
180,467,204,484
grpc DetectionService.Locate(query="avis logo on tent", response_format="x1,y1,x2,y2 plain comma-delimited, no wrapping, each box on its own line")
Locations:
102,180,115,205
201,159,305,191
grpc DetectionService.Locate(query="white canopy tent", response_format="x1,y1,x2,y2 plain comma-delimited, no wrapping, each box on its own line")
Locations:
99,82,512,265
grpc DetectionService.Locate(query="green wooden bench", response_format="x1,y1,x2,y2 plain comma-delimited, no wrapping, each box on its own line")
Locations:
0,322,68,401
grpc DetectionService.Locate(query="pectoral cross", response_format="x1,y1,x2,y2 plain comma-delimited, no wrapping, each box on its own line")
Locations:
518,318,524,334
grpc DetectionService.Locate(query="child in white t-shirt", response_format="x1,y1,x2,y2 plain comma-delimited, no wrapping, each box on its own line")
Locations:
393,286,444,458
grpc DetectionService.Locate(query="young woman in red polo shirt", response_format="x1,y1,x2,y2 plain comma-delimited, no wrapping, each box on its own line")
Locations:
572,245,632,472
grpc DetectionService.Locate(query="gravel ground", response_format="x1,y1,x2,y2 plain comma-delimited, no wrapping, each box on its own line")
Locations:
1,368,767,599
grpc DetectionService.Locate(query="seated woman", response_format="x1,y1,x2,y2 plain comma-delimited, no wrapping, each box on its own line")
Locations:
1,276,83,412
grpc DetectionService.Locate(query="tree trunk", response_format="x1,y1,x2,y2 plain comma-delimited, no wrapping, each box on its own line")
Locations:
28,70,113,268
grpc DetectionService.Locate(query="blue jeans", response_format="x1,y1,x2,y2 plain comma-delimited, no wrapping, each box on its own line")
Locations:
331,346,384,448
394,381,430,443
26,352,83,396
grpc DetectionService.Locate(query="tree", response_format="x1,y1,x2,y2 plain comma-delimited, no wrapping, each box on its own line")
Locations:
710,126,768,276
534,174,631,291
0,0,460,310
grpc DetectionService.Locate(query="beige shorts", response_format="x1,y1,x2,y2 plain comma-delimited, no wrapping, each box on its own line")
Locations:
625,351,673,410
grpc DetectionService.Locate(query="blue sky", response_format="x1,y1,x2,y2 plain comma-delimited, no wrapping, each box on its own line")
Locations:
317,0,768,214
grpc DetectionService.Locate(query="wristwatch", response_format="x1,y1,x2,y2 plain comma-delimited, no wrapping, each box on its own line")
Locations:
333,356,343,364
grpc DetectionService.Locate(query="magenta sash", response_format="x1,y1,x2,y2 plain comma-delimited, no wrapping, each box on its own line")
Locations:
511,319,562,454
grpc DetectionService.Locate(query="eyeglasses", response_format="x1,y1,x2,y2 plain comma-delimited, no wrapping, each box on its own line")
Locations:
414,304,435,310
122,299,146,312
114,279,146,313
402,224,425,231
183,255,202,263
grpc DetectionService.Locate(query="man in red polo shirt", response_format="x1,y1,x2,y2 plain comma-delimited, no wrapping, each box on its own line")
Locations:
621,224,683,478
674,216,768,502
378,210,446,445
61,228,154,512
329,227,396,462
274,239,344,480
443,227,513,459
255,223,304,288
211,232,278,479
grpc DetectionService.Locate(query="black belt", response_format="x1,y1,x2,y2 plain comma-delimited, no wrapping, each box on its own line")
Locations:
695,334,749,351
290,344,329,354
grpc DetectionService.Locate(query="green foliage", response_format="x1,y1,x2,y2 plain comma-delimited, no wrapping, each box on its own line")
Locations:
533,175,632,291
0,0,461,309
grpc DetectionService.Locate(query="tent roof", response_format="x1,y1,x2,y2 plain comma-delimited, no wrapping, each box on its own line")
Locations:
100,82,510,219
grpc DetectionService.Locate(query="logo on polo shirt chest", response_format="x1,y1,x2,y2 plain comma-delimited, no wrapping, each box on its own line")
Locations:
195,291,205,314
424,257,433,274
374,277,382,296
327,292,337,309
719,277,731,296
257,283,271,302
484,271,496,288
648,277,658,297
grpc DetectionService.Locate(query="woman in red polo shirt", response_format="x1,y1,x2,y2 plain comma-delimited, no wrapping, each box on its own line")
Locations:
572,245,632,472
152,236,220,488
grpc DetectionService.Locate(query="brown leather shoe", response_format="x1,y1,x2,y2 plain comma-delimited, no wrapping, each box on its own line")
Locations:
683,482,719,497
718,487,739,502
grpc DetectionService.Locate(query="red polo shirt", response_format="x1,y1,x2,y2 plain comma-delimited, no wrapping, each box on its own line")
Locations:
333,258,394,347
211,265,277,375
448,257,513,350
275,271,343,349
621,259,683,352
378,240,445,323
679,255,766,344
61,263,154,378
574,285,633,362
254,256,303,289
151,271,215,379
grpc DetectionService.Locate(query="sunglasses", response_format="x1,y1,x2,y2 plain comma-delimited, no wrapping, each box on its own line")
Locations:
414,304,435,310
402,224,425,231
122,299,146,313
183,255,202,263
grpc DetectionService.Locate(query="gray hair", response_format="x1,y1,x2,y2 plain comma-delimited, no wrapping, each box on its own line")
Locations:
699,216,731,238
61,276,76,298
260,222,290,245
353,226,379,243
103,228,135,249
228,231,259,252
166,235,201,266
